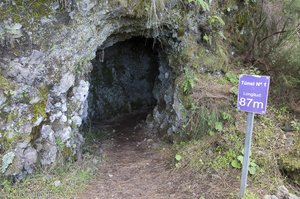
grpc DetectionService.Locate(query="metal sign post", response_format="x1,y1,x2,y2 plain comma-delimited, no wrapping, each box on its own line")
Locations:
237,75,270,198
239,112,254,197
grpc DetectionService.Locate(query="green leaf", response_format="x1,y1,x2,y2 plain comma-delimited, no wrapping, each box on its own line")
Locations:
248,166,257,175
203,34,209,42
231,159,242,169
250,161,257,167
222,112,232,121
214,122,223,131
218,31,226,40
237,155,244,163
175,162,181,168
241,149,252,156
229,86,238,95
208,131,215,136
225,72,239,84
175,154,182,161
197,0,210,11
209,15,225,26
291,120,300,132
182,68,198,94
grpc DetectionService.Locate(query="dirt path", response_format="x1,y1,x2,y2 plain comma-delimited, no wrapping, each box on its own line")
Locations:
77,112,238,199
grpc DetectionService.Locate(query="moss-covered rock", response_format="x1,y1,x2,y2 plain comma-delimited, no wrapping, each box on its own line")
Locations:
0,0,53,23
0,74,14,94
279,155,300,184
278,139,300,185
32,101,47,121
0,0,227,180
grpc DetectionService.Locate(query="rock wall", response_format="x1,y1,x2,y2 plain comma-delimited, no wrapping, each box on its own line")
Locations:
0,0,205,179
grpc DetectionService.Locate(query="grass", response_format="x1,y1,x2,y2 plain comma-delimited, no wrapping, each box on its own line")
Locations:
185,109,299,194
0,123,106,199
243,192,260,199
173,70,300,197
0,154,100,199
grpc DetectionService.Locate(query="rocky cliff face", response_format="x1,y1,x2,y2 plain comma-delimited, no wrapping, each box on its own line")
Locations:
0,0,205,180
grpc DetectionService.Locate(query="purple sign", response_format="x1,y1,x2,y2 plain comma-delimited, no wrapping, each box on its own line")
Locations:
237,75,270,114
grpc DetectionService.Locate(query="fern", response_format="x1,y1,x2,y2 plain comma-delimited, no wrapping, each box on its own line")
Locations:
182,68,198,94
188,0,210,11
208,15,225,26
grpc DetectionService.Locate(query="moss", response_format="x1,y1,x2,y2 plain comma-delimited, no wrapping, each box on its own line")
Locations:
179,37,204,69
1,131,13,152
255,125,276,148
38,85,49,101
0,74,14,94
173,34,228,72
0,0,53,23
279,155,300,172
7,112,18,122
279,155,300,184
62,146,76,162
0,110,18,123
177,26,185,37
179,91,194,109
32,101,47,121
31,86,49,122
30,125,43,146
56,136,76,162
1,130,31,152
130,0,151,18
278,139,300,185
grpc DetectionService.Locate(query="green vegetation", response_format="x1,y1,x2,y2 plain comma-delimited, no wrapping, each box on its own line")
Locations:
82,122,109,155
171,0,300,198
183,105,222,139
243,192,260,199
175,154,182,168
278,138,300,186
32,101,47,121
0,0,53,23
0,124,102,198
173,104,292,195
291,120,300,132
223,0,300,106
0,74,14,95
31,86,49,122
225,72,239,84
231,152,259,175
188,0,210,11
181,68,199,94
0,154,99,199
0,0,299,197
124,0,166,35
174,65,299,196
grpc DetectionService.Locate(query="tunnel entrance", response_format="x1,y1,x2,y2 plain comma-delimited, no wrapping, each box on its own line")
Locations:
87,37,161,124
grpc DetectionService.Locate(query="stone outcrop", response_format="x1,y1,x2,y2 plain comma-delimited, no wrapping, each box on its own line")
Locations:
0,0,205,179
264,186,300,199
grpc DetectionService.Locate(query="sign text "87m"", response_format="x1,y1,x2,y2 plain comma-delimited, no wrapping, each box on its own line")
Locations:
237,75,270,114
239,98,264,109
